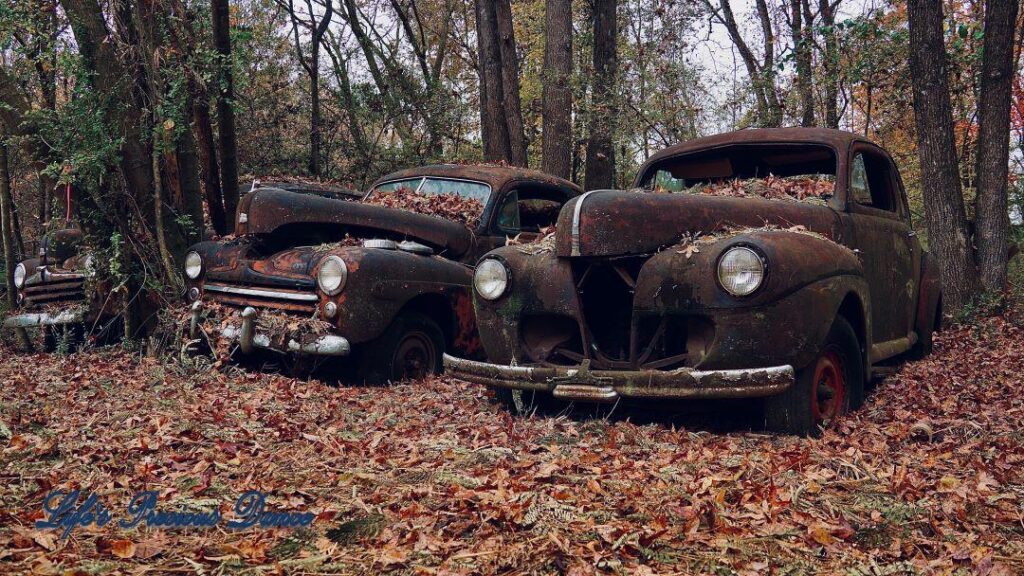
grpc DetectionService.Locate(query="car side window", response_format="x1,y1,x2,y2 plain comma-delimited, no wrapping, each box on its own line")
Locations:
495,185,570,234
496,190,521,233
850,154,873,206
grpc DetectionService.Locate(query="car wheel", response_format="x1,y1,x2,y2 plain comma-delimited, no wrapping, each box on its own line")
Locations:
908,300,941,360
764,316,864,436
358,312,444,384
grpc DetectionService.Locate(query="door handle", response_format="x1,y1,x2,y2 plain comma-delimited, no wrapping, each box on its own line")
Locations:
907,230,917,237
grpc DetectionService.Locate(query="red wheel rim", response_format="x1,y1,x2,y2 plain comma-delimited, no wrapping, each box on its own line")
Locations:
393,331,436,381
810,350,846,426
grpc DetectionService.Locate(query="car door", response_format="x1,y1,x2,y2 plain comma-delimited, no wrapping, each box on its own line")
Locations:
471,181,574,261
846,145,920,353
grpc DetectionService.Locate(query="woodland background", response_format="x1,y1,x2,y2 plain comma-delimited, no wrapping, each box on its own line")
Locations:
0,0,1023,334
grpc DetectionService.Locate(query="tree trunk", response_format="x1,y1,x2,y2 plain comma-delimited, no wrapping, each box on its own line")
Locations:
475,0,513,163
790,0,814,127
907,0,977,310
494,0,528,167
0,143,32,350
585,0,617,190
309,46,322,177
818,0,839,128
542,0,572,179
212,0,239,222
193,97,227,235
974,0,1020,294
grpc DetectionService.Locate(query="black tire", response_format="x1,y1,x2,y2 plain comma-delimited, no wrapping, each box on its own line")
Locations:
764,316,865,436
357,312,444,384
907,300,941,360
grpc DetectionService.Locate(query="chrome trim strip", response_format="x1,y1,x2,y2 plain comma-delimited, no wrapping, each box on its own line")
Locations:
571,190,601,256
203,283,319,302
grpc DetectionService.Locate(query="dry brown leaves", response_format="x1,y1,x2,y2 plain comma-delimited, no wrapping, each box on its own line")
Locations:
366,187,484,228
1,313,1022,574
674,175,835,203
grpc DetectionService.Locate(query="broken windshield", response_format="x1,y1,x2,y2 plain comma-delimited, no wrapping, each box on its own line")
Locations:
368,177,491,202
638,143,837,203
365,177,490,228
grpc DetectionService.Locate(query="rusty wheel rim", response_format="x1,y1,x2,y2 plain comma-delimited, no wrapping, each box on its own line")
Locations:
394,330,436,381
810,350,846,426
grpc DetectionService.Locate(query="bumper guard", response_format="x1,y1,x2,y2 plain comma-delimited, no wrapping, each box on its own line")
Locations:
443,354,793,402
191,303,350,357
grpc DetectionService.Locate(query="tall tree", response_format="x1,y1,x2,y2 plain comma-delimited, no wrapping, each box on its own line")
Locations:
283,0,334,178
585,0,618,189
0,141,32,350
474,0,527,166
789,0,815,126
817,0,840,128
542,0,572,179
974,0,1020,294
907,0,976,310
212,0,240,221
701,0,783,127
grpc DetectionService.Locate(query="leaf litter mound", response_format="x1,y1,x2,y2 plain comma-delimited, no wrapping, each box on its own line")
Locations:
0,313,1022,574
365,186,484,229
656,174,835,204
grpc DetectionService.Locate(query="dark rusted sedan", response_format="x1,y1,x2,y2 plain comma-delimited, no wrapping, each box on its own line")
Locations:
185,164,580,382
445,128,943,434
3,228,117,347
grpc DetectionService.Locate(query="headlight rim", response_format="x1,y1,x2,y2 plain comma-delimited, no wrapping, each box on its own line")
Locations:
317,255,348,296
13,263,26,288
474,257,511,301
716,244,767,297
184,251,204,280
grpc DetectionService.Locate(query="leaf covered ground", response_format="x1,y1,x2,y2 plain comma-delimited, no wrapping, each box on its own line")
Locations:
1,315,1022,575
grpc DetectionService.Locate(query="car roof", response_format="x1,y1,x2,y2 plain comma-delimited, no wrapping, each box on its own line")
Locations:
371,164,582,195
635,128,877,182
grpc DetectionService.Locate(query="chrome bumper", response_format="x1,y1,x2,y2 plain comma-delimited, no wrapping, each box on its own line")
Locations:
3,308,85,329
443,354,794,402
191,302,350,357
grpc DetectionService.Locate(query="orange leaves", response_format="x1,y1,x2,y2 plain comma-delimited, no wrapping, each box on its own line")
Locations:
1,313,1023,573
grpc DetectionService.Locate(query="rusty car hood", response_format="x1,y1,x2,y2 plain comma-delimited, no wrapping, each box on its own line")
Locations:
554,191,842,257
239,188,474,258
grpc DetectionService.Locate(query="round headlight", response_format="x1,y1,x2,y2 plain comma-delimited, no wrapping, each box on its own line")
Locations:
717,246,765,296
184,251,203,279
474,258,509,301
13,263,26,288
317,256,348,295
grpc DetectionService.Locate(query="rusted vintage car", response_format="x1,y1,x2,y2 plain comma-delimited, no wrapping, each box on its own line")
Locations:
3,228,116,347
184,164,581,382
445,128,943,434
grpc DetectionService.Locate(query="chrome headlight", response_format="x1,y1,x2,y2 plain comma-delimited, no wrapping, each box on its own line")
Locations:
474,258,509,301
717,246,765,296
184,251,203,279
13,263,26,288
317,256,348,295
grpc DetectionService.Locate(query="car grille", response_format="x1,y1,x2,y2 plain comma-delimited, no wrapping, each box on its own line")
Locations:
567,259,702,371
203,282,319,314
22,272,86,307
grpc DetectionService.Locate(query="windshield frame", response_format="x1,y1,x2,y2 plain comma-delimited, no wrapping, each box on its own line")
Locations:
365,176,493,203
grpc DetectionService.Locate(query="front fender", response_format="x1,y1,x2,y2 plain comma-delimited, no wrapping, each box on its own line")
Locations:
330,247,473,344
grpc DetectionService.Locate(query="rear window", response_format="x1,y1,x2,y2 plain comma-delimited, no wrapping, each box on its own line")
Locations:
638,143,837,203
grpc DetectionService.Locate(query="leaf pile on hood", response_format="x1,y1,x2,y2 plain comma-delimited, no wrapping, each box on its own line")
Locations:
1,311,1021,574
365,186,484,228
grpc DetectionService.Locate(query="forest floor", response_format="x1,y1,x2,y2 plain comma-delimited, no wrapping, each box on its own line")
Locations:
1,312,1022,575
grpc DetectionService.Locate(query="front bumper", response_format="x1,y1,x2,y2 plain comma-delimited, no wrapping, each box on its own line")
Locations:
3,308,85,329
443,354,794,402
190,302,350,357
